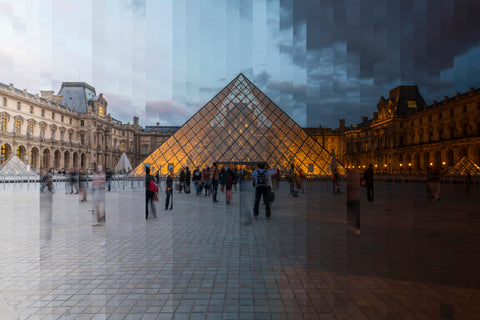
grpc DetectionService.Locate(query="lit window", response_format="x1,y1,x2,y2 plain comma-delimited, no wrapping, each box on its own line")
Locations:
78,97,81,100
1,118,6,132
72,103,75,107
28,124,33,135
99,106,103,117
15,120,21,134
0,144,6,163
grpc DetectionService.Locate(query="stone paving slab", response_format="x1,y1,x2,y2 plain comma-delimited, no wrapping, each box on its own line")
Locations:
0,180,479,319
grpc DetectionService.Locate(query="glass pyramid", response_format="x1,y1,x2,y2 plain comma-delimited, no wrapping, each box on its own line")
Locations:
446,156,480,176
133,74,344,176
0,155,39,178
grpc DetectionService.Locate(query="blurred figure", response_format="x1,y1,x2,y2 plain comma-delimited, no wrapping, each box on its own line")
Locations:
225,166,233,204
363,164,374,201
105,168,113,191
219,167,226,192
346,169,361,235
179,168,185,193
333,169,342,193
211,162,220,202
145,166,157,219
79,169,88,202
185,166,191,193
92,170,106,225
39,168,53,241
288,164,296,195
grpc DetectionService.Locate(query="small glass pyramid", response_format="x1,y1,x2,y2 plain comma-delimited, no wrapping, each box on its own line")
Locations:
0,155,39,177
133,74,344,176
447,156,480,176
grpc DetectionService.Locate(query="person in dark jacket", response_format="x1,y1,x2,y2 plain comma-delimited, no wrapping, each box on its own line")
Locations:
165,168,174,209
185,167,191,193
363,164,374,201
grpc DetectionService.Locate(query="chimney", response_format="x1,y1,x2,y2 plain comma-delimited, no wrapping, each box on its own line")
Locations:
339,119,345,130
133,116,139,126
40,90,54,99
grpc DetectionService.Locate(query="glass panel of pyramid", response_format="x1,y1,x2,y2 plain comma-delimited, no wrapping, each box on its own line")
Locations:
447,156,480,176
132,74,345,176
0,155,39,178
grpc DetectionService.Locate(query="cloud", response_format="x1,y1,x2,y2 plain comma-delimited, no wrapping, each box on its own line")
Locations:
145,99,189,126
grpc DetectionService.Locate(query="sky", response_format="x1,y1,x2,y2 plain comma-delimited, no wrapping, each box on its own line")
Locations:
1,0,480,128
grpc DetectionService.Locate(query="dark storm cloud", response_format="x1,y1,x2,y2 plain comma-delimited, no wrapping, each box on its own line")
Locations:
279,0,480,127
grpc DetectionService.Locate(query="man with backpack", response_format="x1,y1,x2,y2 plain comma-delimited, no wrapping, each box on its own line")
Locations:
252,162,273,220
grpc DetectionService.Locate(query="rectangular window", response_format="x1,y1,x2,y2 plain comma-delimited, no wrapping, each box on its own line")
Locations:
51,129,55,139
1,118,6,132
60,131,65,141
69,118,72,125
80,120,84,126
30,106,33,114
41,109,45,117
40,128,45,138
28,123,33,135
2,97,6,106
69,132,73,142
122,131,125,136
17,102,21,110
99,106,104,117
61,115,64,122
15,120,21,134
52,112,55,120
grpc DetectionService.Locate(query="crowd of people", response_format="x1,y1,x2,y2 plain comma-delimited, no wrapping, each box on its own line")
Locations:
143,162,309,220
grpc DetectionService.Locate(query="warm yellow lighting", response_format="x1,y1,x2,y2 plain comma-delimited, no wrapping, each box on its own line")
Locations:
430,162,433,166
408,163,411,166
384,164,387,167
374,164,378,168
362,165,365,168
442,161,446,165
400,163,403,167
358,165,360,168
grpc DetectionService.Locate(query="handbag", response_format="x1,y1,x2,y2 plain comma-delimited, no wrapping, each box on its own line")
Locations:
153,193,159,201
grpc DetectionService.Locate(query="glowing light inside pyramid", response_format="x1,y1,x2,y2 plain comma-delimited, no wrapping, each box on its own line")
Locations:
133,74,343,176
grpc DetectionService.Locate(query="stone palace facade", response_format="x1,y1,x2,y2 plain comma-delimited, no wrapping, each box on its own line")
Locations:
2,81,479,175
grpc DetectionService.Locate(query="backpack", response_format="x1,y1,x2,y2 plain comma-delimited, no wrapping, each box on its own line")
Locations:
149,179,158,193
256,170,266,187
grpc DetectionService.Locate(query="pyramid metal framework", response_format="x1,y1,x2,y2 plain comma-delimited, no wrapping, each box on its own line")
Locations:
133,74,344,176
446,156,480,176
0,155,39,178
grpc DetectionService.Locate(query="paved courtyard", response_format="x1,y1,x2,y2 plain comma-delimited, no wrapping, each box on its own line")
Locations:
0,179,479,319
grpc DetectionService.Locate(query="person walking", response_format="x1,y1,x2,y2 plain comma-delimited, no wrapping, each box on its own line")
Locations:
346,169,360,235
93,170,106,224
363,164,374,201
193,167,201,196
145,167,157,219
211,162,220,202
252,162,272,219
165,168,174,210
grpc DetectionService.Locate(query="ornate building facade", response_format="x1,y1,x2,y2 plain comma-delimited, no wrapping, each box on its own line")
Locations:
2,80,479,176
0,82,140,173
340,86,480,175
